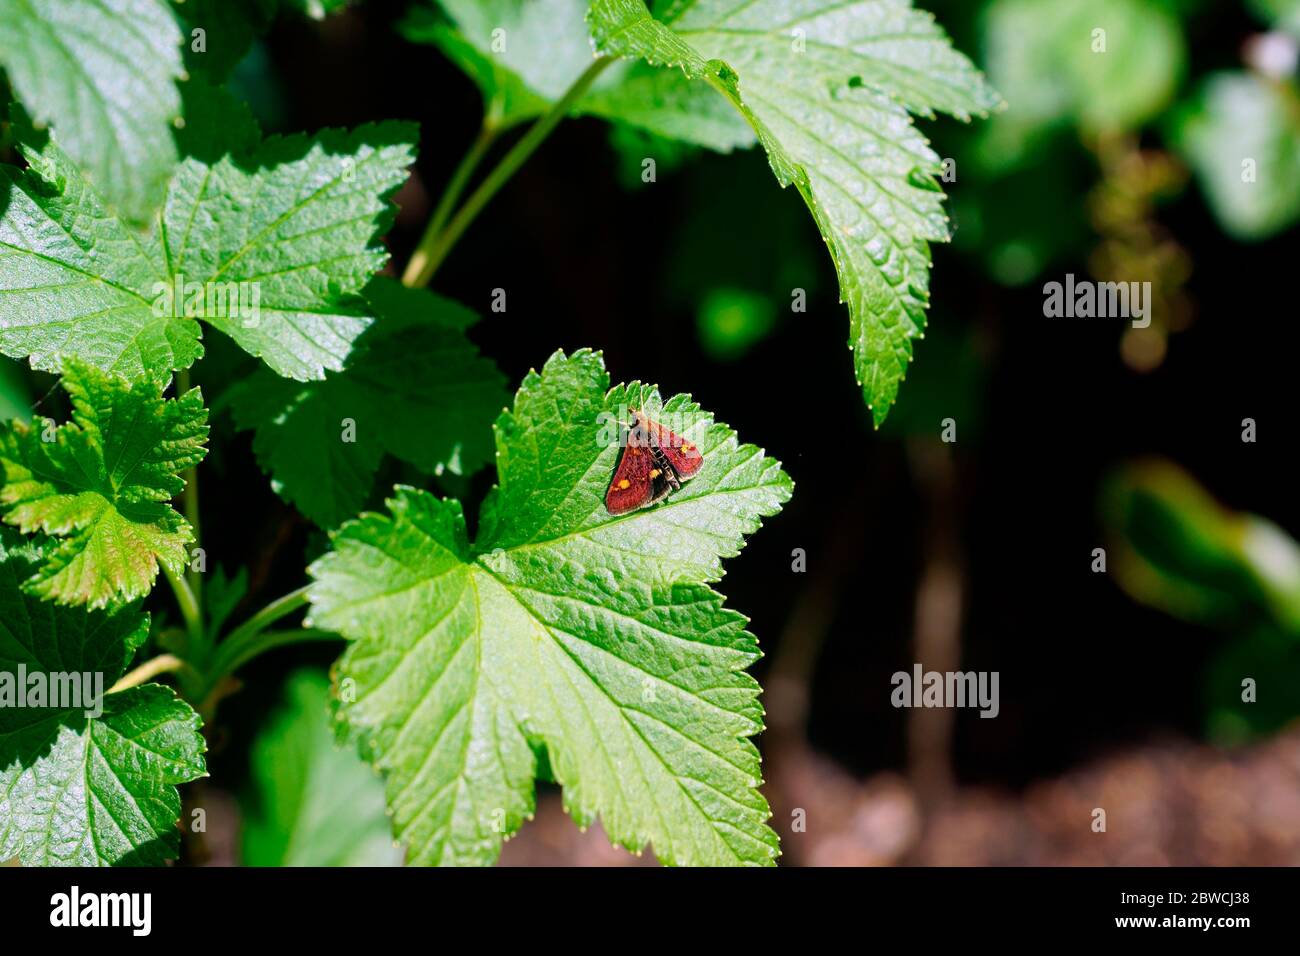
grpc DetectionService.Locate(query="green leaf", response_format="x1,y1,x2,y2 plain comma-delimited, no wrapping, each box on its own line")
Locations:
229,279,509,528
405,0,755,149
0,103,418,382
0,530,206,866
588,0,1000,426
307,350,791,866
0,361,208,608
241,669,404,866
1171,72,1300,241
0,0,184,225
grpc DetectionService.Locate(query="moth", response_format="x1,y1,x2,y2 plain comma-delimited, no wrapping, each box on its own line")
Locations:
605,409,704,515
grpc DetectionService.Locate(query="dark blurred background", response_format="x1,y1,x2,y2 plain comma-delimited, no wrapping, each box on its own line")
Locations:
5,0,1297,865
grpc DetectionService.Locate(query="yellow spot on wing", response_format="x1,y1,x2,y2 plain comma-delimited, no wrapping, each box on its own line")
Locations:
617,479,631,490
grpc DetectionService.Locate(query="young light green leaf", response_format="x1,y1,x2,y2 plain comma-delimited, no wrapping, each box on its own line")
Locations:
0,531,207,866
307,350,791,866
406,0,754,149
0,0,183,224
229,279,509,528
0,361,208,608
241,669,404,866
588,0,1001,426
0,105,417,382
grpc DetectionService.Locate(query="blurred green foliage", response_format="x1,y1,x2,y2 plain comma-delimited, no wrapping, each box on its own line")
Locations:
695,288,777,362
1172,73,1300,240
1104,461,1300,741
981,0,1186,156
1250,0,1300,36
241,670,403,866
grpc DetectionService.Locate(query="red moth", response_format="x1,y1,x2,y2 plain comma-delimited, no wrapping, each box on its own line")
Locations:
604,409,704,515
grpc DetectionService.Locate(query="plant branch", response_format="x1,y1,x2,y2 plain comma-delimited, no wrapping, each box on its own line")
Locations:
403,122,498,287
163,563,203,650
404,56,613,287
108,654,190,694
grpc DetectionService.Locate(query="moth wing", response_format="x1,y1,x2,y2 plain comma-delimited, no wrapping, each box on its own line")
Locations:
643,415,704,479
606,423,659,515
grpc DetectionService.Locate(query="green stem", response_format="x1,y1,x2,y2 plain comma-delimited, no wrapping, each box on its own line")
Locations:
163,563,203,650
404,56,613,287
403,122,499,287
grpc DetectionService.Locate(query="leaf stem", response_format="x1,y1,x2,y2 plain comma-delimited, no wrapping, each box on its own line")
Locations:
222,584,310,647
108,654,190,694
402,122,499,287
209,627,338,687
404,56,613,287
163,563,203,650
202,585,314,686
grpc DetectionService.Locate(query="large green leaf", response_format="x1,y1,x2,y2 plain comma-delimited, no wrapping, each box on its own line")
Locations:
0,531,206,866
0,0,183,224
241,669,404,866
0,104,417,382
229,280,509,528
0,361,208,608
307,350,791,865
405,0,755,150
588,0,1000,426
